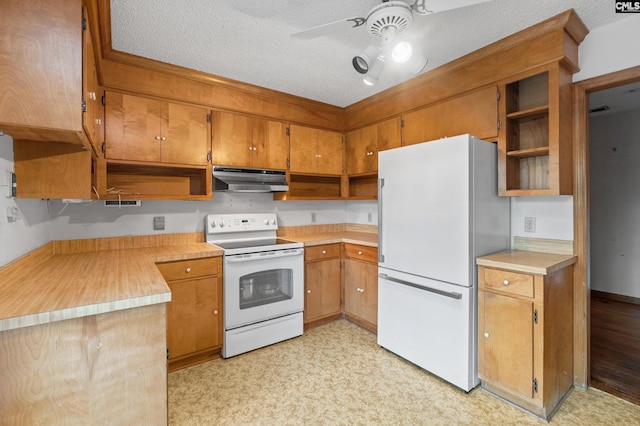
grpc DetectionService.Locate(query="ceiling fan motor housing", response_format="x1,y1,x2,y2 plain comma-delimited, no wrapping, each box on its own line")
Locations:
366,1,413,38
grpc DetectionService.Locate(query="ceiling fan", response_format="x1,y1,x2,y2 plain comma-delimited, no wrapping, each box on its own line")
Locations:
291,0,491,85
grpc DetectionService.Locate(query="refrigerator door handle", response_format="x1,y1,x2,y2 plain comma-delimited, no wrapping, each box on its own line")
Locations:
379,273,463,300
378,178,385,263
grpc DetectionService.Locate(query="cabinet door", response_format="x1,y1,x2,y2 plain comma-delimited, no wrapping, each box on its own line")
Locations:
480,291,534,398
304,258,342,323
346,126,375,175
167,275,221,359
161,102,209,165
402,86,498,145
105,92,162,162
0,0,83,141
211,110,252,167
289,124,319,174
317,129,343,176
344,258,377,325
252,118,289,170
82,8,102,153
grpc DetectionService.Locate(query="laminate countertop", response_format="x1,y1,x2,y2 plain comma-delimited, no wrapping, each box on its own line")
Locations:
0,241,222,332
476,250,576,275
284,231,378,247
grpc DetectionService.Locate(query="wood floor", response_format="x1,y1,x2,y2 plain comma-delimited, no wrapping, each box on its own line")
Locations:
590,292,640,405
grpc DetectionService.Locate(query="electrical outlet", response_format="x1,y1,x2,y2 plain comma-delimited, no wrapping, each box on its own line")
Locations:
310,212,316,223
7,207,19,223
153,216,165,230
524,217,536,233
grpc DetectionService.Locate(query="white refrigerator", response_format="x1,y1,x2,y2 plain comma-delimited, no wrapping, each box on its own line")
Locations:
377,134,510,392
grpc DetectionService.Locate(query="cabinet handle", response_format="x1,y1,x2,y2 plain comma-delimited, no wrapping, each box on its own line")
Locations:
322,250,327,254
155,136,161,141
357,288,364,293
185,267,191,273
503,279,509,286
213,310,218,315
484,332,489,338
161,136,166,141
358,251,363,255
307,289,311,294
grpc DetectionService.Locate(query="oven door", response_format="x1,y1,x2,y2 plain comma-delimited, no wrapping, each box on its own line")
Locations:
223,248,304,330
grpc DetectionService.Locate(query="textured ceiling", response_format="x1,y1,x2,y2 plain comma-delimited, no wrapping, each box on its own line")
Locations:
110,0,629,108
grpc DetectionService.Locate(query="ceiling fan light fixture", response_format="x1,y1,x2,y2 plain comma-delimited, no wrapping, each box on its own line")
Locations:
352,45,380,74
391,41,412,63
363,57,385,86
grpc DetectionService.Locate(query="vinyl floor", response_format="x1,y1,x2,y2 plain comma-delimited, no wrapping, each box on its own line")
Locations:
168,319,640,425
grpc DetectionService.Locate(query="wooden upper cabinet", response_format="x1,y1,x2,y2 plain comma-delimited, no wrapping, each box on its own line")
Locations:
498,65,573,196
289,124,343,175
82,6,102,154
346,117,401,175
211,111,288,170
402,86,498,146
105,92,210,166
0,0,89,146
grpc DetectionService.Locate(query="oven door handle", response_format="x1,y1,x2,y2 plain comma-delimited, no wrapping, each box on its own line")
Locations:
225,248,304,263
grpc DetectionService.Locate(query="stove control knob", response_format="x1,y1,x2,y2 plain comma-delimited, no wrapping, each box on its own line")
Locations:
210,221,216,228
218,221,225,228
270,219,276,225
264,219,269,225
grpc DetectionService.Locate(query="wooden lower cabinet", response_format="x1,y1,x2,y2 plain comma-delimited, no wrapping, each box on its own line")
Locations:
157,256,222,371
477,257,574,420
304,244,342,327
343,244,378,332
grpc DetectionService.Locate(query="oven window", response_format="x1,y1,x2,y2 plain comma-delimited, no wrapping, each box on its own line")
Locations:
239,269,293,309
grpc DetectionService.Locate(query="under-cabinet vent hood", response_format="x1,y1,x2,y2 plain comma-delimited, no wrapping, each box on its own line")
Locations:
212,166,289,192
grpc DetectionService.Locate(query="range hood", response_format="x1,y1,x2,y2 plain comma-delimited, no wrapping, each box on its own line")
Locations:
212,166,289,192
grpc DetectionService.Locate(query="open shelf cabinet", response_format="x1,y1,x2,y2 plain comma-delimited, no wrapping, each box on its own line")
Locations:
498,64,573,196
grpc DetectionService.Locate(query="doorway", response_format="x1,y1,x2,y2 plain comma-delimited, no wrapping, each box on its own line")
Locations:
574,68,640,405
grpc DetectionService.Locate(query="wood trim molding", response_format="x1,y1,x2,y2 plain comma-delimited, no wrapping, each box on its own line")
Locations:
88,2,587,132
572,65,640,389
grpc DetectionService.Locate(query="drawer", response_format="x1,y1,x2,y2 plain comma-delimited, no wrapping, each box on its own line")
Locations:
157,257,219,281
482,268,534,298
305,244,341,262
343,244,377,263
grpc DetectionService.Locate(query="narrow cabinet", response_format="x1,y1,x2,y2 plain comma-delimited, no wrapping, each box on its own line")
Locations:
304,244,342,327
211,111,288,170
477,251,575,420
289,124,343,175
105,91,210,166
343,244,378,333
157,256,223,372
346,117,401,175
498,64,573,195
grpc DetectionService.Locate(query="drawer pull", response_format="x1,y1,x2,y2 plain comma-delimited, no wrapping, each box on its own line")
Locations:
322,250,326,254
307,289,311,294
484,332,490,338
185,267,191,273
358,251,363,255
503,279,509,286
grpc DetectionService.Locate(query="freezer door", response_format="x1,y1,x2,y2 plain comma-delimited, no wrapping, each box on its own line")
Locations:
378,135,472,286
377,269,478,392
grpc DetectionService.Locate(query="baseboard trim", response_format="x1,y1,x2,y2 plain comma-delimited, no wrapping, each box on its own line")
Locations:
591,290,640,306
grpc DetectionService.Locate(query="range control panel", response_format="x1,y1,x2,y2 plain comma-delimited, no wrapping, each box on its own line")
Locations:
205,213,278,235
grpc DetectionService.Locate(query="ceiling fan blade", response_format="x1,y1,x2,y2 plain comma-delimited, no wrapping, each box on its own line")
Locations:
413,0,492,14
290,16,366,40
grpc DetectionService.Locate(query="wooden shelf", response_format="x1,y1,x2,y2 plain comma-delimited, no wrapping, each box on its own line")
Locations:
104,162,210,200
506,105,549,121
506,146,549,158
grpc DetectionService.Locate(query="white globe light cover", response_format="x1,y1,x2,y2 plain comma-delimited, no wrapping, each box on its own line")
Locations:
392,42,412,64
